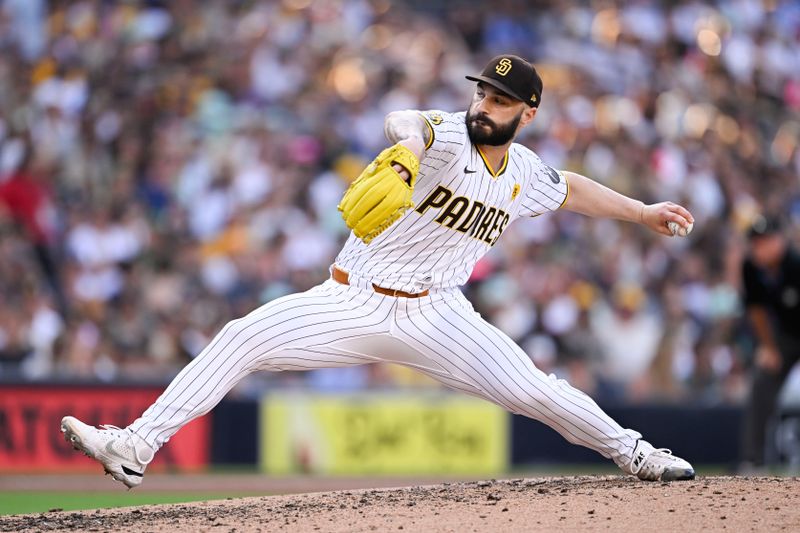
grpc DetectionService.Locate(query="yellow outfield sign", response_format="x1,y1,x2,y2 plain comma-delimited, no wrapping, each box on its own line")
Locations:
260,392,508,475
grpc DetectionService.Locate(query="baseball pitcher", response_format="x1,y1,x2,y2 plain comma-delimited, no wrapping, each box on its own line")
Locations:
62,55,695,488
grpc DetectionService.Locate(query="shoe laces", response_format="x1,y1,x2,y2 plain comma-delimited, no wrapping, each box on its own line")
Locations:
100,424,154,466
99,423,126,434
630,446,673,475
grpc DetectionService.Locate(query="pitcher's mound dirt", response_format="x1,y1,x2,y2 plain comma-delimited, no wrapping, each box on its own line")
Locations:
2,475,798,532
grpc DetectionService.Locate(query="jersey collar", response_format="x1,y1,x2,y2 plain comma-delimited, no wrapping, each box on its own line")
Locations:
476,147,509,178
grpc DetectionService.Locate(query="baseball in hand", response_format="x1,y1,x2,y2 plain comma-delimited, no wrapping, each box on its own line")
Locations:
667,221,693,237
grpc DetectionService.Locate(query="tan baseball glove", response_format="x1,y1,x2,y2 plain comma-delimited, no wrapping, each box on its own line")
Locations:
338,143,420,244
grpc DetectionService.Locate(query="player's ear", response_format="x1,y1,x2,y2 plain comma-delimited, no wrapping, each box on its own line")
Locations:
519,106,537,128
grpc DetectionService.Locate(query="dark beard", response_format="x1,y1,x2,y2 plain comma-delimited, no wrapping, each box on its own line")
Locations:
465,108,522,146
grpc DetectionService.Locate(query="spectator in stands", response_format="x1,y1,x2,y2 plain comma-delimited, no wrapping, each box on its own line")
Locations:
740,215,800,468
0,140,65,313
0,0,796,405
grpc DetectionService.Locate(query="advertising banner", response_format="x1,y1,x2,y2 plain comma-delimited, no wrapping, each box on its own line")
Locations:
0,386,210,472
261,392,508,475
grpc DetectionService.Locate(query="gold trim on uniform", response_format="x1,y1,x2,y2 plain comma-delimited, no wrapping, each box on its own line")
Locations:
420,114,435,150
511,183,520,200
559,170,570,208
477,147,509,178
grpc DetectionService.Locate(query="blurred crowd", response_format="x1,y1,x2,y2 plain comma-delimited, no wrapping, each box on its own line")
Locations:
1,0,799,405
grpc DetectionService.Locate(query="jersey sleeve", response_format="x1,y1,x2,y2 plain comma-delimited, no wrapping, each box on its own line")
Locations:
518,154,570,217
418,110,467,174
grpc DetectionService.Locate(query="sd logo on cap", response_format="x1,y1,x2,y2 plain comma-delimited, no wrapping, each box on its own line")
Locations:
495,58,513,76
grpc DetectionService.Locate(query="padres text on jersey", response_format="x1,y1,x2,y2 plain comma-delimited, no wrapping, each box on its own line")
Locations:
335,110,569,293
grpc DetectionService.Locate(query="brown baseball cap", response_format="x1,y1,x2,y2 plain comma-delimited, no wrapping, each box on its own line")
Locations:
466,55,543,108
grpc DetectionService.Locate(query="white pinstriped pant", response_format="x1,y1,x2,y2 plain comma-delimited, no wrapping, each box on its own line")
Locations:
128,278,641,467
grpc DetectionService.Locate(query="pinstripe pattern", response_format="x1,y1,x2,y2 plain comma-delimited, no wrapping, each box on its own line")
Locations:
129,280,393,448
126,108,641,470
129,283,639,467
336,111,568,293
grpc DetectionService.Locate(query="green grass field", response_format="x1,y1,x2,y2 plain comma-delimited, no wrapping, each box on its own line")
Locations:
0,492,262,516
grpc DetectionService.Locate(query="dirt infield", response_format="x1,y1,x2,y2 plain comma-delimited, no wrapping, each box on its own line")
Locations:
1,475,798,532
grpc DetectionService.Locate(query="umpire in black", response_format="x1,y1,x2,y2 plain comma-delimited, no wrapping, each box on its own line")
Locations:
741,214,800,467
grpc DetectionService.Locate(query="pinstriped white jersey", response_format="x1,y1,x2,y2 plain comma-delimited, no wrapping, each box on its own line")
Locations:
335,110,569,293
130,120,641,469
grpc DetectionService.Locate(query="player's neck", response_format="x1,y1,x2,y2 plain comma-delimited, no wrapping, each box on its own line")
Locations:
476,143,511,175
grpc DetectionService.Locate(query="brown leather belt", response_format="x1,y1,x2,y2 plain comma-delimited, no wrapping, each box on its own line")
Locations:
331,266,429,298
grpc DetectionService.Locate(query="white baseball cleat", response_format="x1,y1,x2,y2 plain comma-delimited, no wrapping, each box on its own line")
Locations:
626,439,695,481
60,416,154,489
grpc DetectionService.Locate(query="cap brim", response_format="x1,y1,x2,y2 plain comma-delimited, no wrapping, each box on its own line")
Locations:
466,75,528,104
